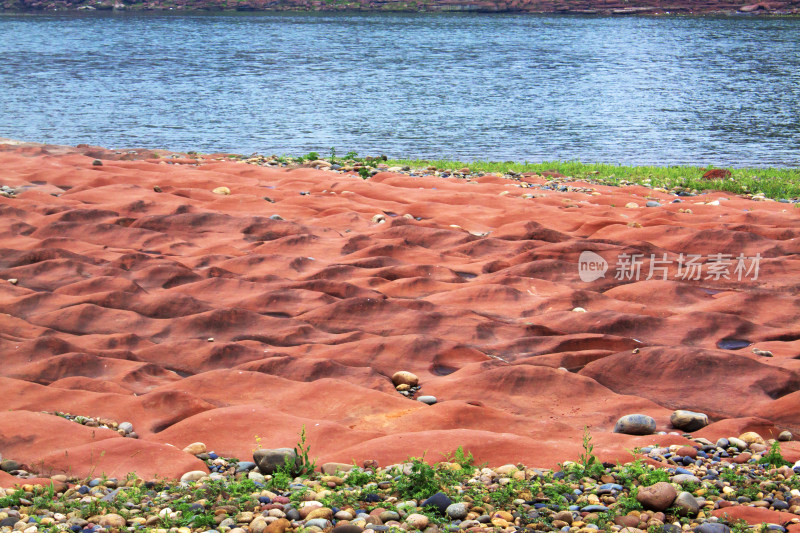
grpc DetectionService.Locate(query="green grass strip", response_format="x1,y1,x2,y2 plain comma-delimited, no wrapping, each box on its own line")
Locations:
383,159,800,200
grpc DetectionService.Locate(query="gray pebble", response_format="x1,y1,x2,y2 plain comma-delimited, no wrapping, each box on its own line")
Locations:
446,503,468,520
694,524,730,533
614,414,656,435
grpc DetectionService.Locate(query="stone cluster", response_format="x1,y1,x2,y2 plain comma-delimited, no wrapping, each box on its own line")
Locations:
2,430,799,533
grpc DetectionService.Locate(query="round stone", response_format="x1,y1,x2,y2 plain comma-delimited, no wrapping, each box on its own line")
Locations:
333,526,364,533
778,431,793,441
253,448,299,475
248,471,266,483
672,491,700,517
445,503,468,520
306,508,333,521
392,371,419,387
636,482,677,511
614,414,656,435
99,514,126,528
417,396,437,405
182,442,207,455
405,514,429,530
738,432,765,445
727,437,747,450
179,470,208,483
670,410,709,432
212,186,231,195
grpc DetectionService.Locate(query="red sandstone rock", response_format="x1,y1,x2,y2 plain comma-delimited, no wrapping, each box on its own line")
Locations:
712,506,800,528
1,140,800,478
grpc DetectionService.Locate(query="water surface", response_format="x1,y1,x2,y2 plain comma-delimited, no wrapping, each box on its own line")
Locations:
1,12,798,165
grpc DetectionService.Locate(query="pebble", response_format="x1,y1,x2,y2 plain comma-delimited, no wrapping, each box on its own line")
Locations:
636,482,677,511
183,442,207,455
253,448,298,474
421,492,452,514
738,431,765,445
445,503,468,520
727,437,747,450
417,395,438,405
0,429,794,533
405,514,430,529
695,524,731,533
673,491,701,516
392,371,419,387
670,410,709,432
614,414,657,435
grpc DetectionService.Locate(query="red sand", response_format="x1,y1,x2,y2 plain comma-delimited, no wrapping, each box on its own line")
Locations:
1,140,799,482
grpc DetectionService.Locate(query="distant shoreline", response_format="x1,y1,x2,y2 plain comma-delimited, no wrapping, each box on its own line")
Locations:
2,0,799,15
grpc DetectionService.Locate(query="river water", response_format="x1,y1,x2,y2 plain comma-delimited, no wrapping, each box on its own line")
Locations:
1,12,798,166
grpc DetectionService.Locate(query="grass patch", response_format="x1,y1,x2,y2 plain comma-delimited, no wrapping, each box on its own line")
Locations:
257,150,799,201
383,158,800,200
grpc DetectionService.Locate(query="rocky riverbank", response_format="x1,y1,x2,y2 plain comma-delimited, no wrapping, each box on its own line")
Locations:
3,428,800,533
1,0,798,15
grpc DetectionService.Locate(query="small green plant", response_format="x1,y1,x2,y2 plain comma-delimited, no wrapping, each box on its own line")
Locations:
0,488,23,507
738,484,762,501
721,466,746,484
345,467,376,486
393,456,440,500
268,468,292,490
681,480,700,493
442,446,475,469
614,491,644,514
757,441,790,467
641,467,670,486
728,519,751,533
358,167,371,180
578,426,600,473
293,425,316,475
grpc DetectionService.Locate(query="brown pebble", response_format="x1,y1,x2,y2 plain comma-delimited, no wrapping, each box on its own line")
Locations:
264,518,290,533
676,447,698,459
733,452,752,464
